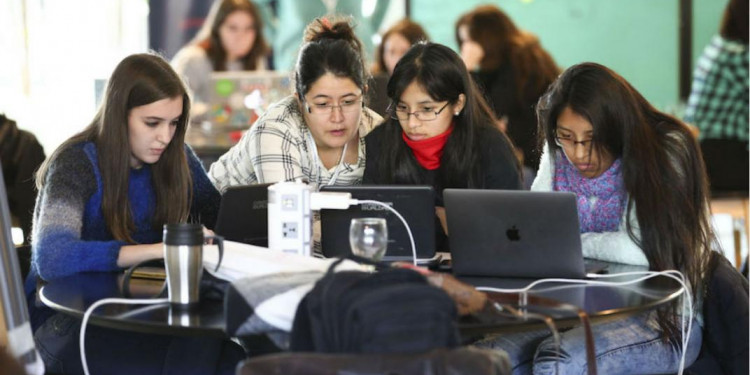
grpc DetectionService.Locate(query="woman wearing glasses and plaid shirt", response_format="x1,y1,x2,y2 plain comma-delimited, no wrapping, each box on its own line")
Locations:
209,17,382,192
363,42,521,251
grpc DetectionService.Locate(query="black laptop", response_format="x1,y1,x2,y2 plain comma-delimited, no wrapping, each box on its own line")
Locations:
214,183,272,247
444,189,586,279
319,185,439,265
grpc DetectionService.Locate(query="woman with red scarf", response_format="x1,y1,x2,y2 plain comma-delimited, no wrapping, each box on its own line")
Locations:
363,42,521,250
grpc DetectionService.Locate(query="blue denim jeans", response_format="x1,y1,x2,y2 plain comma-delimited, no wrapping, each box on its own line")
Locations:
475,311,702,375
34,313,246,375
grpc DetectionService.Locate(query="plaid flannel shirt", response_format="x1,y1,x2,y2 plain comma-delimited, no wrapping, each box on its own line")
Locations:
209,95,383,192
684,35,749,142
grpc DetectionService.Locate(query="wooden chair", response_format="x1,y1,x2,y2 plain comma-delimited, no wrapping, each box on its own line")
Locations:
710,192,749,269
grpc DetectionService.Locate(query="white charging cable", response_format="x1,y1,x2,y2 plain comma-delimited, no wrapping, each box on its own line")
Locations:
350,199,418,266
587,270,693,374
80,297,169,375
476,270,693,375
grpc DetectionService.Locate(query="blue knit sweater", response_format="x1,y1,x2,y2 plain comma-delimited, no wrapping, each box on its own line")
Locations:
25,142,220,328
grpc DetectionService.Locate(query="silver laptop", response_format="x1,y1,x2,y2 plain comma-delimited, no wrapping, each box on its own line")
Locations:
444,189,586,279
207,71,291,128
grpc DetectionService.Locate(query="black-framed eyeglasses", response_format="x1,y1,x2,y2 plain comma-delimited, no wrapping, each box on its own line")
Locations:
554,134,594,151
389,101,451,121
304,96,364,115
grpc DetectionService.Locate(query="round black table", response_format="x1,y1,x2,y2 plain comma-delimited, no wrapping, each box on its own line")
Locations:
39,264,684,339
457,264,685,336
39,272,227,337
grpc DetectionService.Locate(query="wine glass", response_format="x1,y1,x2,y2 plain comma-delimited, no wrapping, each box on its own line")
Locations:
349,218,388,261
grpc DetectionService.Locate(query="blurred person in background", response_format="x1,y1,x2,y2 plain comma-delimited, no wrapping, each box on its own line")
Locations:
684,0,748,193
172,0,270,117
456,4,559,188
372,19,430,77
368,19,430,116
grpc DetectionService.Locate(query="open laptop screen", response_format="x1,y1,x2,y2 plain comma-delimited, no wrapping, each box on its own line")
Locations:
319,185,436,263
207,71,291,128
214,183,272,247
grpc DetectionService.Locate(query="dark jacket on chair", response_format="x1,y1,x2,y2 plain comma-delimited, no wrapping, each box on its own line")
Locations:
687,251,749,374
0,115,45,244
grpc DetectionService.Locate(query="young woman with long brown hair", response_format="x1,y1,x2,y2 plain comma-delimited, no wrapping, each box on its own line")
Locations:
172,0,270,110
27,53,241,374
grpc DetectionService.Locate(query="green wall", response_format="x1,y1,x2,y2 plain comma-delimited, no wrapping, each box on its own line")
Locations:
412,0,729,111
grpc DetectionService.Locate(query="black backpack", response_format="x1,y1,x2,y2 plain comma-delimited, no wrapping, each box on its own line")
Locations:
290,259,460,354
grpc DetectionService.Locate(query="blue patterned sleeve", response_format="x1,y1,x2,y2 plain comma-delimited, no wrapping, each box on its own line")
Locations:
186,144,221,229
32,146,126,280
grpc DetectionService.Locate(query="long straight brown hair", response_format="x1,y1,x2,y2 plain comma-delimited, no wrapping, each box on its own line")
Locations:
36,53,193,243
537,62,714,341
196,0,270,71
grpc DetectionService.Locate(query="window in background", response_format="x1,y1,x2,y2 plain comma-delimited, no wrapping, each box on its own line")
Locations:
0,0,149,155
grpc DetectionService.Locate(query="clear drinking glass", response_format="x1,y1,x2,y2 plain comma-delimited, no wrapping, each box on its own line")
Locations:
349,218,388,261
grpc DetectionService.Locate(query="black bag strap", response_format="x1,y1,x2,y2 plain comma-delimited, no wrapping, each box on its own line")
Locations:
485,291,597,375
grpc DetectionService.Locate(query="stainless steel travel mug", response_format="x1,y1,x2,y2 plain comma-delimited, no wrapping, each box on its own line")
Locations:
163,223,224,306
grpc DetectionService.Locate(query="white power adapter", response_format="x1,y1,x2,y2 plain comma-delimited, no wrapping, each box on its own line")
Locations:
267,185,417,265
267,180,313,256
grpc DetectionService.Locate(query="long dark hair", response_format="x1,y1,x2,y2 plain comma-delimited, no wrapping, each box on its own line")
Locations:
376,42,514,188
294,17,368,98
372,18,430,75
197,0,270,71
720,0,749,44
455,5,558,101
36,53,193,243
537,62,714,340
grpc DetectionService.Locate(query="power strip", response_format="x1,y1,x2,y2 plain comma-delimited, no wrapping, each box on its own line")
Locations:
267,180,313,256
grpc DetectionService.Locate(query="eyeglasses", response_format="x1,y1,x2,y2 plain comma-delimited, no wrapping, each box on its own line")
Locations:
390,101,451,121
554,134,594,151
304,96,364,115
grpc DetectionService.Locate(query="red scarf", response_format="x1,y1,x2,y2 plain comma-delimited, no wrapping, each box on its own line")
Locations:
401,125,454,170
